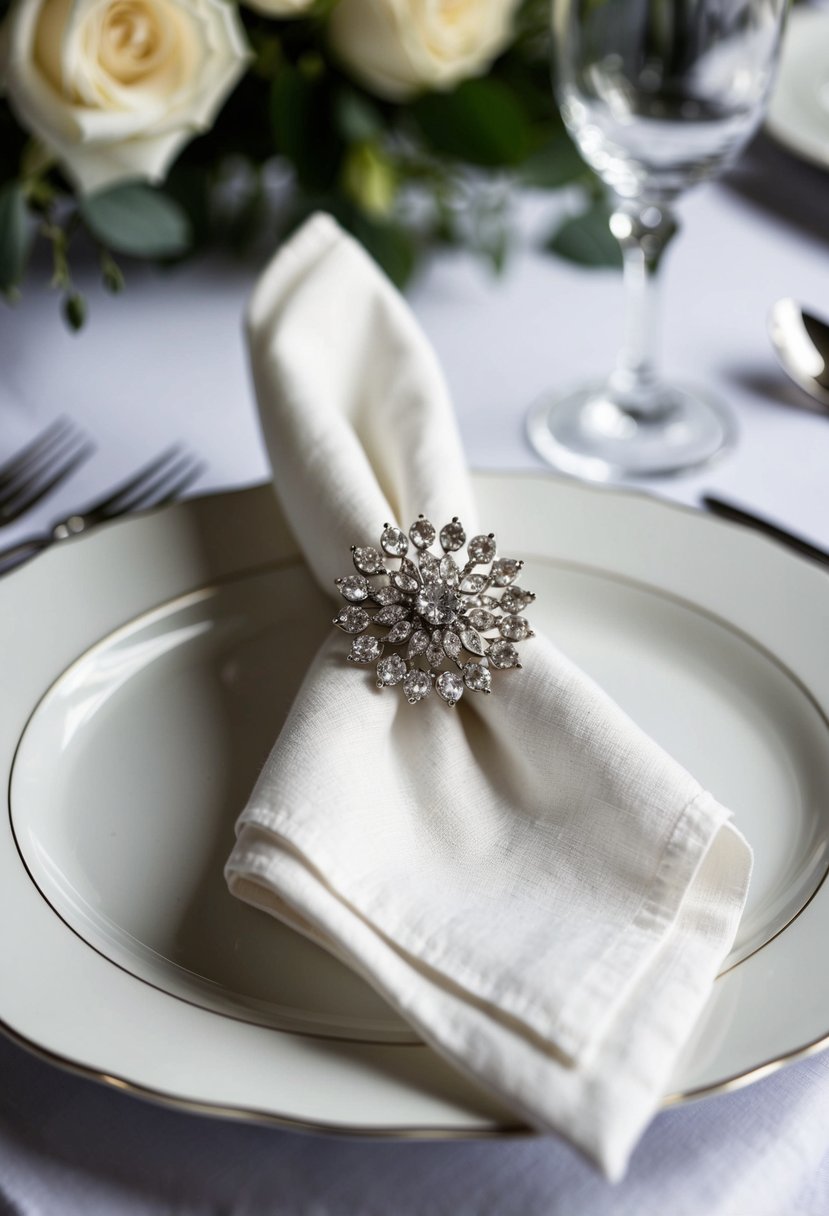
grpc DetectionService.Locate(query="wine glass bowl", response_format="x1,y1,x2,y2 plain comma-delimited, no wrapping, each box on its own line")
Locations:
527,0,789,480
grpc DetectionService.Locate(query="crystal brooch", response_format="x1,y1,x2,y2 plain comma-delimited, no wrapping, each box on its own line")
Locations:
333,516,535,706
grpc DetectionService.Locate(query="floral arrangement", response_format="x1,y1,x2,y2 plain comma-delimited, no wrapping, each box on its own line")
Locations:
0,0,615,327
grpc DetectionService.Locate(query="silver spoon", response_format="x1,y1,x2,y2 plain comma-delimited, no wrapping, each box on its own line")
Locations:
768,298,829,409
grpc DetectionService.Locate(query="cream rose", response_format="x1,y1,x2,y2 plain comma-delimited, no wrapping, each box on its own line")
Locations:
242,0,315,16
328,0,520,102
3,0,250,195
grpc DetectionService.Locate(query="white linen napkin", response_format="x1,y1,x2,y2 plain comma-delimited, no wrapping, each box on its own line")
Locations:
225,213,752,1179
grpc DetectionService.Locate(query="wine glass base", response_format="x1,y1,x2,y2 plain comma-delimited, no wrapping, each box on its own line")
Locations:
526,381,736,481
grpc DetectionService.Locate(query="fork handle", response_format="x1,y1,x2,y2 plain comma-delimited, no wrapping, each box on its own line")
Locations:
0,536,49,576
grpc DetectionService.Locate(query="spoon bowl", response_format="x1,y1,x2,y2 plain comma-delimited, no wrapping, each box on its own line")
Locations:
768,298,829,410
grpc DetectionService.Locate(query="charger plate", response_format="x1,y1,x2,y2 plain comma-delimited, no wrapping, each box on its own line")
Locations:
2,474,829,1133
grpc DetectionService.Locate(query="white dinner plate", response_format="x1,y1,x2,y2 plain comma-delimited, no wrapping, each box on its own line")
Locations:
767,6,829,169
2,474,829,1134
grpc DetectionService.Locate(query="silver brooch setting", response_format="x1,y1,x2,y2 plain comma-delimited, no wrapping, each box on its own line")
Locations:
333,516,535,706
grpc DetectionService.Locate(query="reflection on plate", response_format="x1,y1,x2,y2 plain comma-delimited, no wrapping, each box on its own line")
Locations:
767,7,829,169
11,570,417,1043
2,477,829,1135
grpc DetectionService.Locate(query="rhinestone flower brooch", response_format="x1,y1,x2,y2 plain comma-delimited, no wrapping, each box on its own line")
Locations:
332,516,535,706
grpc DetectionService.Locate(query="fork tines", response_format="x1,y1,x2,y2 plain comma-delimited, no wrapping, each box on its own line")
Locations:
89,447,205,521
0,418,94,526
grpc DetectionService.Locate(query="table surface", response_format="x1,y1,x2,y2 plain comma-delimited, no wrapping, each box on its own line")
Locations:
1,132,829,1215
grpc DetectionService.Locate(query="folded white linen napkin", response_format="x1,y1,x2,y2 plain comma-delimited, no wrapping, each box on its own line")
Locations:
225,213,752,1179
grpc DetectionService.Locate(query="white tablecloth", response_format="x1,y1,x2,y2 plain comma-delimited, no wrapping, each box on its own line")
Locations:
1,132,828,1214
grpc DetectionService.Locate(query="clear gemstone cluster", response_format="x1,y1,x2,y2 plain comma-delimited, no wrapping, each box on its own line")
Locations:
333,516,535,706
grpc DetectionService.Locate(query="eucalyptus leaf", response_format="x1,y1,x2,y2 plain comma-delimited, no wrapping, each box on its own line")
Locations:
79,183,192,258
0,182,32,292
412,79,532,167
546,201,622,269
519,134,589,189
335,89,384,144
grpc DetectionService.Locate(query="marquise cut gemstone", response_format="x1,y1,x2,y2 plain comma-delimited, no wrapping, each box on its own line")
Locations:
409,517,436,550
392,570,419,593
407,630,430,658
436,671,464,706
489,640,521,669
348,635,383,663
439,520,466,552
442,630,461,659
418,552,441,581
334,606,370,633
403,669,432,704
381,525,408,557
353,545,385,575
337,574,369,602
399,556,419,580
460,627,486,656
426,641,445,667
372,585,403,606
463,661,492,693
376,654,407,686
467,534,497,563
439,555,460,586
387,619,413,644
374,605,409,625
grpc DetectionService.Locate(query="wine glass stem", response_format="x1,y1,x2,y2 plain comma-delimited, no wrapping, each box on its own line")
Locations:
609,199,679,420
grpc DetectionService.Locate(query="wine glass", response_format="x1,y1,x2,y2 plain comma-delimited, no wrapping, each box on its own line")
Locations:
527,0,789,480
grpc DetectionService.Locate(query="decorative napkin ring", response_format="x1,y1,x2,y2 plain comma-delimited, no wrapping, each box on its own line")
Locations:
333,516,535,706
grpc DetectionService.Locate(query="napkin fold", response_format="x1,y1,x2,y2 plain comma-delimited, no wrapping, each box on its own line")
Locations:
225,214,751,1179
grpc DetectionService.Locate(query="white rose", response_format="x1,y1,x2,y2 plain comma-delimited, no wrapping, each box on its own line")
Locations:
328,0,520,102
3,0,251,195
242,0,315,16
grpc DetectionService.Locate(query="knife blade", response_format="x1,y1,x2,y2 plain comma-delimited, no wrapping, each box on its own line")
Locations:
701,495,829,571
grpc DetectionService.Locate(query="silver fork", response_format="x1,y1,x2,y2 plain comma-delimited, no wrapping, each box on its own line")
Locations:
0,417,94,526
0,445,205,575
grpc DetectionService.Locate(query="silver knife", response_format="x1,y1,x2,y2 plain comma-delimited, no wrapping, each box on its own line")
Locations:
702,495,829,571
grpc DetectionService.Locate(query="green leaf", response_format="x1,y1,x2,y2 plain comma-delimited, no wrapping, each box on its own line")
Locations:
0,182,33,292
519,134,589,190
546,200,622,269
412,79,532,167
63,292,87,332
0,106,28,184
163,163,212,248
271,67,344,191
79,183,192,258
350,214,416,289
334,89,384,145
342,143,396,218
100,251,125,294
